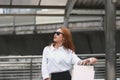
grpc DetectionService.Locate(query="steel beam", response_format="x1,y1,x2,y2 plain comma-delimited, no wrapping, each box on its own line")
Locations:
64,0,77,27
0,5,65,9
0,14,64,16
105,0,116,80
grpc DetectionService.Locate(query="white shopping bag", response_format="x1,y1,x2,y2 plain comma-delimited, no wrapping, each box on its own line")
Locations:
71,65,95,80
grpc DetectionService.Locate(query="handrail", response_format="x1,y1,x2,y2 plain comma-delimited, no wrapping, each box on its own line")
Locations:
78,53,120,57
0,53,119,58
0,55,42,59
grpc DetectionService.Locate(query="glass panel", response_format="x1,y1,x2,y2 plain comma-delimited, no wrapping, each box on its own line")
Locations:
15,26,34,34
2,8,64,14
37,9,64,14
15,31,33,34
116,17,120,29
0,0,10,5
37,24,62,33
0,16,13,27
0,8,4,13
0,27,14,34
15,16,35,25
40,0,67,6
4,8,36,14
69,16,102,22
36,16,64,24
12,0,39,5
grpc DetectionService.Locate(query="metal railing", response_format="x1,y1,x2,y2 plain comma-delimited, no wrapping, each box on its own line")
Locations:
0,54,119,80
0,56,42,80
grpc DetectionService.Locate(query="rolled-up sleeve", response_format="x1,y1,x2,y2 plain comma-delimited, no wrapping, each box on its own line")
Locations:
41,46,50,80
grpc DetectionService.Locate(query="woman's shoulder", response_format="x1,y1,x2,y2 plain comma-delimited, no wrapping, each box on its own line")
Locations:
44,45,51,50
67,48,75,54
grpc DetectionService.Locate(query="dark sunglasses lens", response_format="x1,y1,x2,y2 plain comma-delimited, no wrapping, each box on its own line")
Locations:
54,32,61,35
56,32,60,35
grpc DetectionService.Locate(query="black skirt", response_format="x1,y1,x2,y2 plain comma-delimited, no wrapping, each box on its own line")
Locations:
51,71,71,80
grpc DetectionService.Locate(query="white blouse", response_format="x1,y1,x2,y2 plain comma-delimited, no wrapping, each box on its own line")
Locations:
41,45,81,80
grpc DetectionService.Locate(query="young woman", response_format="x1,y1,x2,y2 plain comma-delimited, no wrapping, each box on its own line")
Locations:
41,26,97,80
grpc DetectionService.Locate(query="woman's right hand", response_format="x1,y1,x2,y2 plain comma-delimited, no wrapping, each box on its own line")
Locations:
81,57,97,65
44,78,50,80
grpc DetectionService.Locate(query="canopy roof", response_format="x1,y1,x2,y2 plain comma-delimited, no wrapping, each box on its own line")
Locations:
0,0,119,34
0,0,119,9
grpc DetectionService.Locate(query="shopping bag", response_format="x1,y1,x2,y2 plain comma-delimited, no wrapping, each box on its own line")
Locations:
71,65,95,80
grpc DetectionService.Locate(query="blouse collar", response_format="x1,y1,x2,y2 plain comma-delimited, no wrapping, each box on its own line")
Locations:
50,44,64,51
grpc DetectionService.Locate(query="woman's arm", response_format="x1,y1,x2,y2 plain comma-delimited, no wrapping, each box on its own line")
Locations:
41,47,50,80
81,57,97,65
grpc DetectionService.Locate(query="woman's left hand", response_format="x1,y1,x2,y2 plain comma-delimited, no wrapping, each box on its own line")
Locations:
81,57,97,65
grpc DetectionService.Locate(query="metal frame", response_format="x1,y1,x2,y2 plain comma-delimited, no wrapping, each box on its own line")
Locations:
64,0,77,27
0,1,118,80
105,0,116,80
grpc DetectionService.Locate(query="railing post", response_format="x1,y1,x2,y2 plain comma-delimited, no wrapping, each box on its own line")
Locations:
30,58,33,80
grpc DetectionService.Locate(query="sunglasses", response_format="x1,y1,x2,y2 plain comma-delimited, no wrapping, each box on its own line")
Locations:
53,32,64,36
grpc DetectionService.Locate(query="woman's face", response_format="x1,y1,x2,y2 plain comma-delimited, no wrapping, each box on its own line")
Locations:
53,29,64,43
